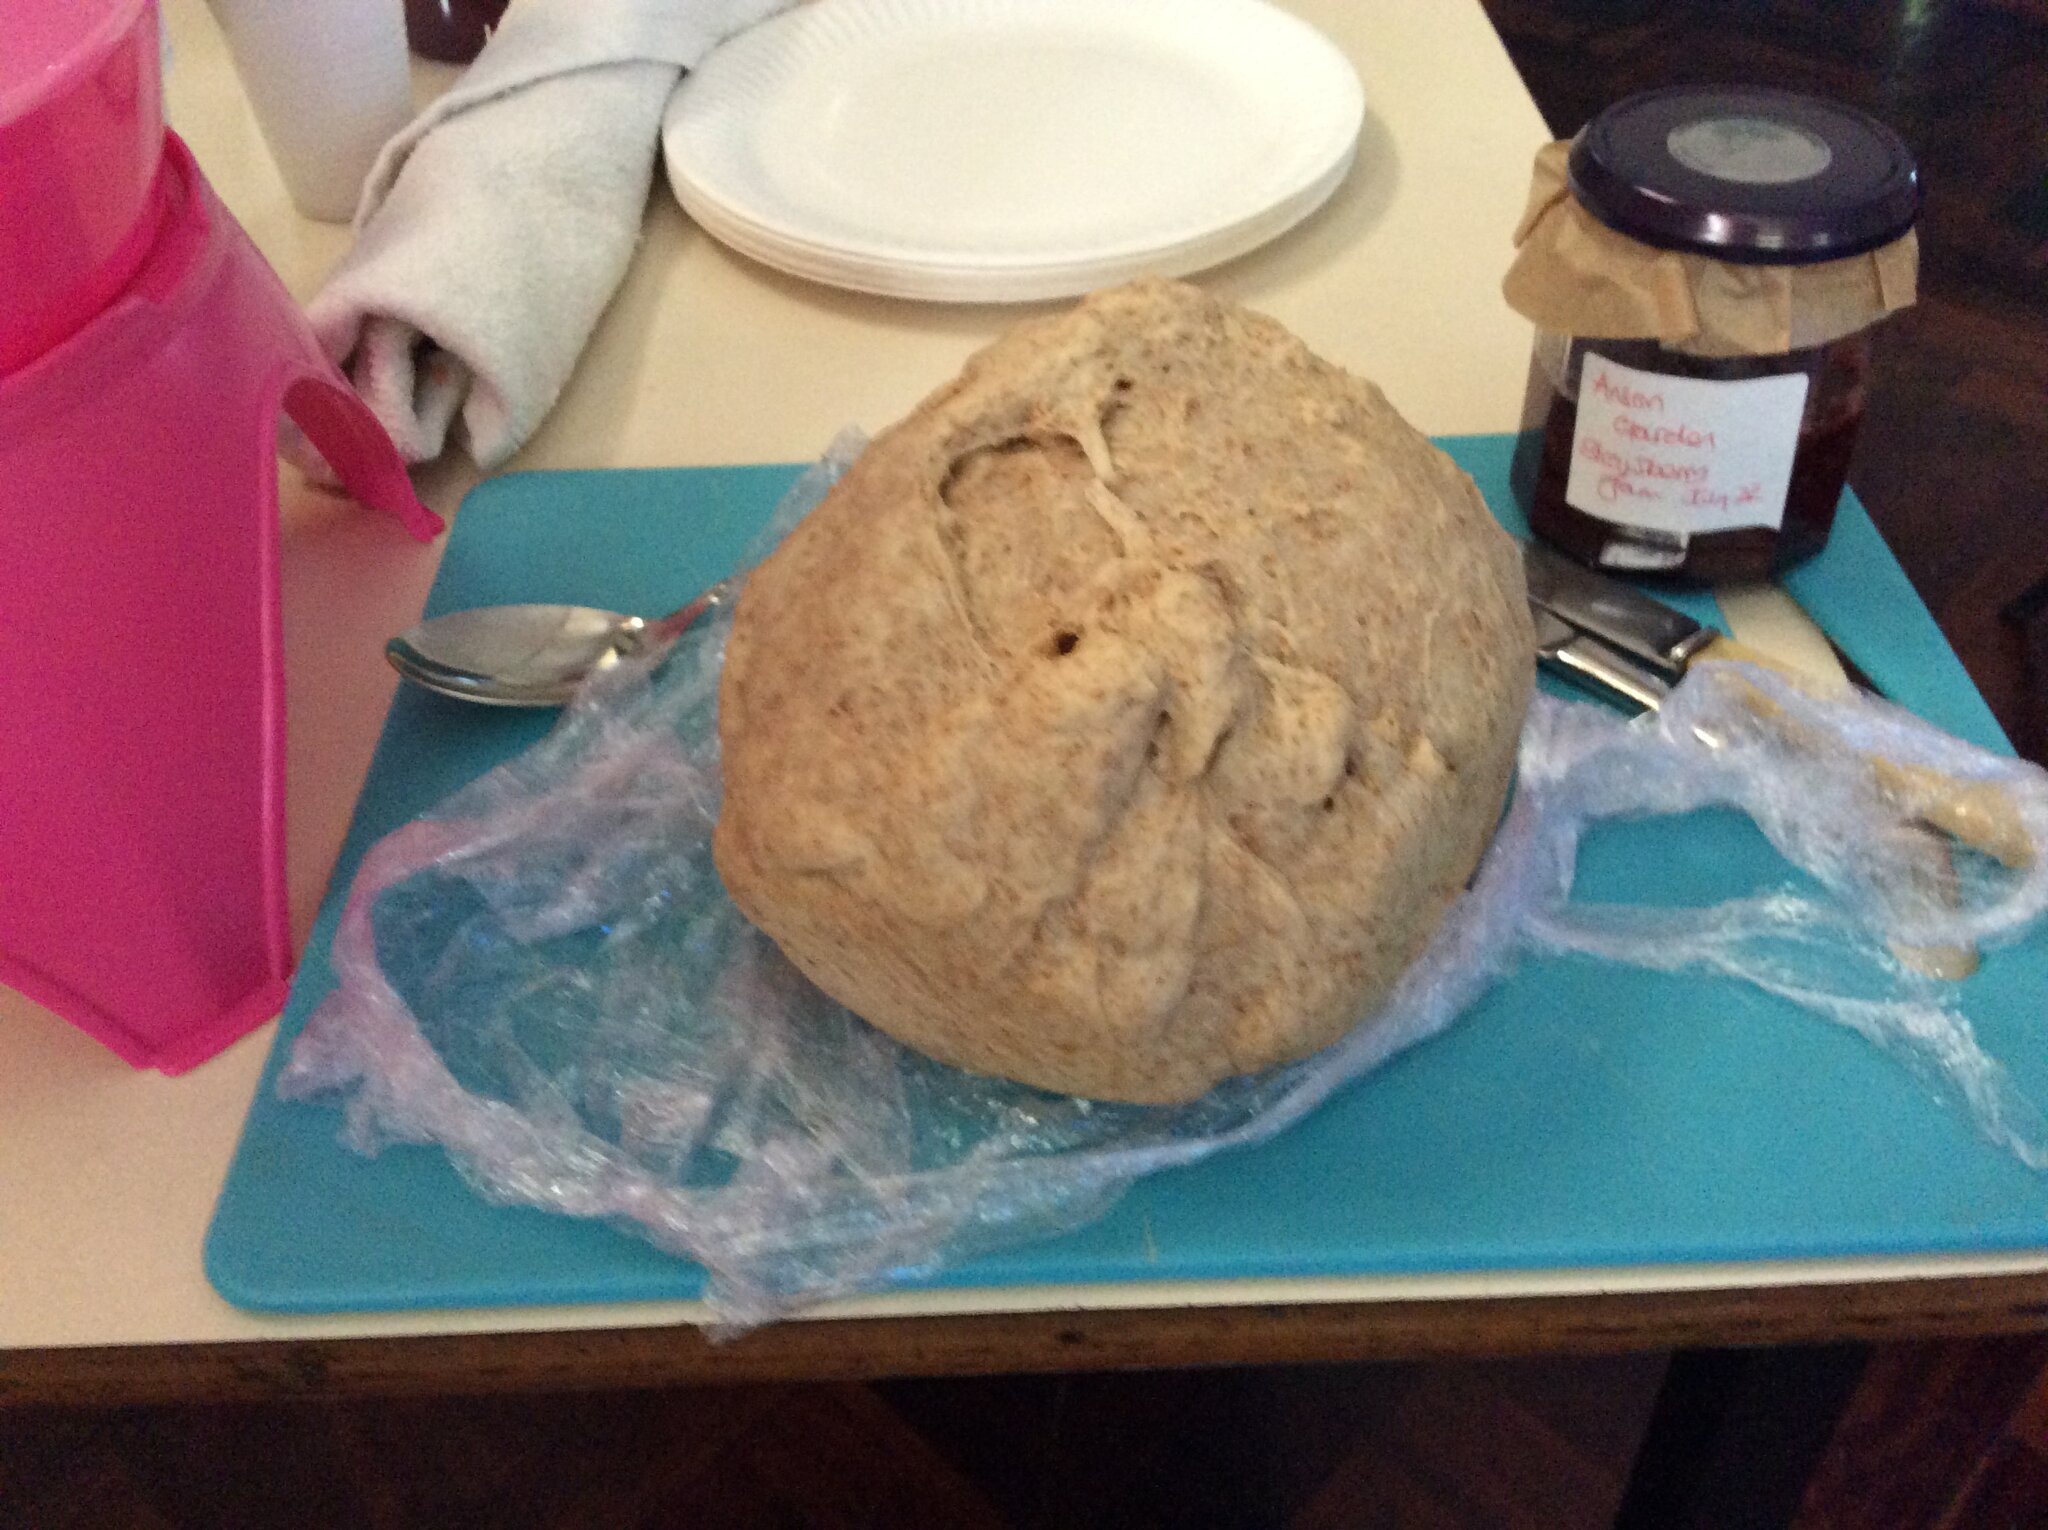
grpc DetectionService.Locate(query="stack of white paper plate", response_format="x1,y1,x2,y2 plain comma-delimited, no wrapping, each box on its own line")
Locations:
661,0,1365,303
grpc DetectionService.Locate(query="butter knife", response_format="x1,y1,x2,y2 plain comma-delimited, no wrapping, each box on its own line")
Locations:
1524,540,1882,709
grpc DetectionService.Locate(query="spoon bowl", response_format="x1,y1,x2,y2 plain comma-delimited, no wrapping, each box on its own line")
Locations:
386,580,732,707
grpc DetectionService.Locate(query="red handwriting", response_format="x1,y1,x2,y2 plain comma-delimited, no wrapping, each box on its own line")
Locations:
1578,439,1709,482
1678,483,1763,514
1596,474,1661,504
1572,361,1767,516
1576,438,1712,508
1589,372,1665,413
1612,415,1716,449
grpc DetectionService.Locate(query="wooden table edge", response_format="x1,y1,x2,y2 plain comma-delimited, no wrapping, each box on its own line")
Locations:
12,1271,2048,1407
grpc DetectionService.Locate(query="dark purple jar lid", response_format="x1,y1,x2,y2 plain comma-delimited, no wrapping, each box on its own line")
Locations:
1566,86,1920,266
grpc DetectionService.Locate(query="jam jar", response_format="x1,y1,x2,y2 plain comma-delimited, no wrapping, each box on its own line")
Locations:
1506,87,1920,583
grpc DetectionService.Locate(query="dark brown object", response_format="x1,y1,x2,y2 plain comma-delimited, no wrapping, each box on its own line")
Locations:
405,0,510,64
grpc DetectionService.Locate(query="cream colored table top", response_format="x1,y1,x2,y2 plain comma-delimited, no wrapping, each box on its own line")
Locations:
8,0,2036,1356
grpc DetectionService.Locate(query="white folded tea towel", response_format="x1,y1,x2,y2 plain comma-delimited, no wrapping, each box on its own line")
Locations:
306,0,794,470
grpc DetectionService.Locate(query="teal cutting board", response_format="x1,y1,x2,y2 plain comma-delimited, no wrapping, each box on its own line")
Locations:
206,436,2048,1314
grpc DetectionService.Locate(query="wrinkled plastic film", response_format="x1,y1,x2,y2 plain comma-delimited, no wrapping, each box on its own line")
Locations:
1512,672,2048,1170
283,439,2048,1329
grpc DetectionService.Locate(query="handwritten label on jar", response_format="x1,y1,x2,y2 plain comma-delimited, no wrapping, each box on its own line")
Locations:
1564,354,1809,535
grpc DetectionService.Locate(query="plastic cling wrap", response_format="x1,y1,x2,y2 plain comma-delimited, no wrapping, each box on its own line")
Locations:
282,441,2048,1330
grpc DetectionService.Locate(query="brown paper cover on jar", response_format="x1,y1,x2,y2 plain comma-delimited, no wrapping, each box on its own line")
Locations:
1503,142,1917,358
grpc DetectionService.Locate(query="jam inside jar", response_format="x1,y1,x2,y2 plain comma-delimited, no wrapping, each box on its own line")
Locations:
1511,330,1872,585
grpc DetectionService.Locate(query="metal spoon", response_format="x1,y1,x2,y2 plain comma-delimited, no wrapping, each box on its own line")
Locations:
385,579,734,707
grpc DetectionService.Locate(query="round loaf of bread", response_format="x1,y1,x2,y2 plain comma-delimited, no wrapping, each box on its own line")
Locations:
714,279,1532,1103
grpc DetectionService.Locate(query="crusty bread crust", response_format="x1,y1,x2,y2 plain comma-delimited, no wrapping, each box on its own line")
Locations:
715,279,1532,1102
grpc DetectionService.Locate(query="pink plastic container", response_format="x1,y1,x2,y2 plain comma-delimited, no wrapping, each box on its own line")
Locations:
0,0,442,1072
0,0,167,371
